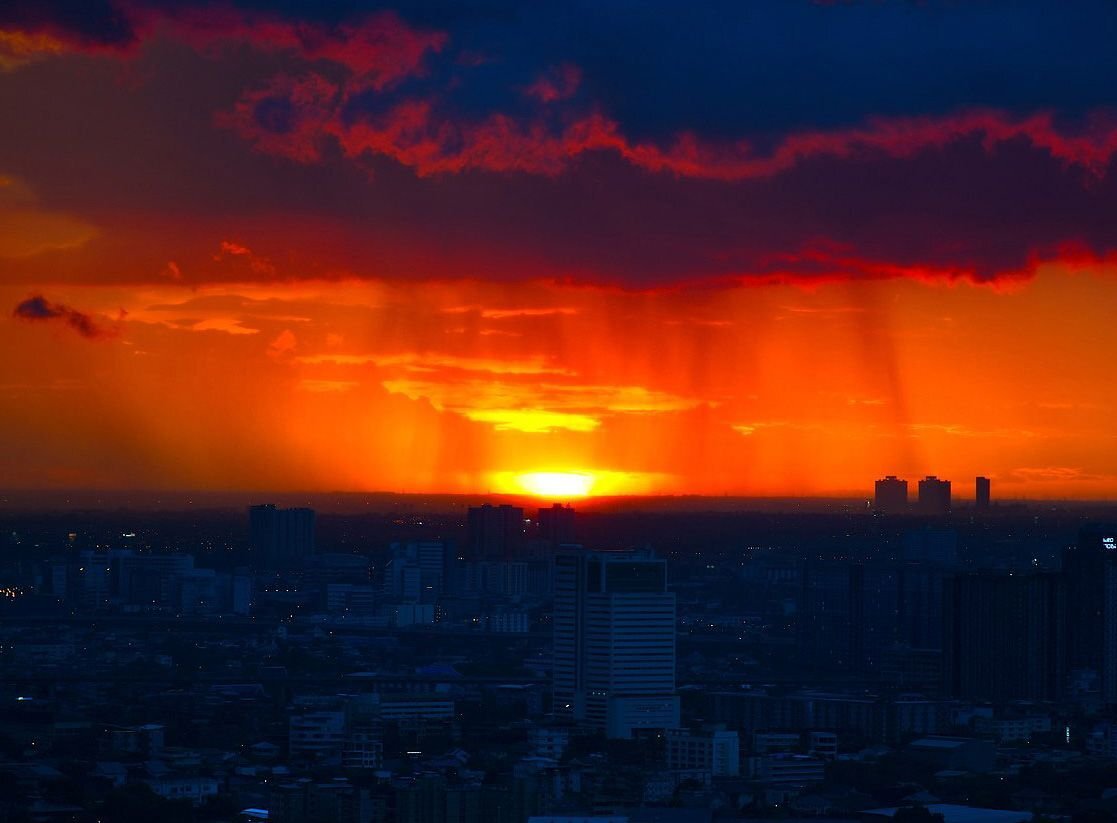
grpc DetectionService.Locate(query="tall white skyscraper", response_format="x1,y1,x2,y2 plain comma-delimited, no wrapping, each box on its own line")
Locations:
553,548,678,738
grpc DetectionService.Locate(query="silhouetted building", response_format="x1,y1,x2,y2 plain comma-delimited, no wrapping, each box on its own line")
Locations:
798,561,858,671
943,571,1063,701
874,476,909,514
897,564,947,651
466,504,524,560
115,552,194,608
537,503,576,547
799,559,948,677
1063,524,1117,705
553,548,678,737
975,476,991,510
917,476,951,515
249,505,316,569
799,561,909,673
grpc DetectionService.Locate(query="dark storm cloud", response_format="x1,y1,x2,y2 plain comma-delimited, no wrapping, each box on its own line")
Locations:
12,295,108,338
4,1,1117,289
226,0,1117,137
11,1,1117,132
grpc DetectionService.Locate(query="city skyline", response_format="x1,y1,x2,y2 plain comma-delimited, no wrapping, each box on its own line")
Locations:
2,2,1117,499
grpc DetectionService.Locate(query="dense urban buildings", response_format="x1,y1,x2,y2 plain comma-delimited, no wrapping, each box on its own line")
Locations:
4,501,1117,821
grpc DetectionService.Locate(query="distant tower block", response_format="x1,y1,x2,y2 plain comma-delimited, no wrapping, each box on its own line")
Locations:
466,503,525,561
538,503,576,547
975,476,991,510
918,476,952,515
249,504,316,569
874,476,909,514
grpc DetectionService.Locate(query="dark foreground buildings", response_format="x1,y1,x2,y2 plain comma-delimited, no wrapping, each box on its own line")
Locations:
943,571,1063,701
10,505,1117,821
1064,523,1117,704
249,504,316,569
792,520,1117,707
940,524,1117,704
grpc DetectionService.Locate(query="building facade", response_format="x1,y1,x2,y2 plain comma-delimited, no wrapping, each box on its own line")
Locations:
553,549,678,738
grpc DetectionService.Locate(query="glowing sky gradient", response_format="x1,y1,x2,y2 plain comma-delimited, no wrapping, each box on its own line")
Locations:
2,1,1116,498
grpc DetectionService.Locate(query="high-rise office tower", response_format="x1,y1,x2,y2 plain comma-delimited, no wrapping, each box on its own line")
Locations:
917,476,951,515
943,571,1063,701
466,504,524,561
1063,524,1117,705
249,505,316,569
874,476,909,514
553,549,678,738
975,477,991,510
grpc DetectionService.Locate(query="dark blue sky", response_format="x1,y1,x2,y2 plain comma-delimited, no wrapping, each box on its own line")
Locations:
9,1,1117,137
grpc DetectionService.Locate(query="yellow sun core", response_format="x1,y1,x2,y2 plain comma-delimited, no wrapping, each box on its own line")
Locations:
513,471,595,499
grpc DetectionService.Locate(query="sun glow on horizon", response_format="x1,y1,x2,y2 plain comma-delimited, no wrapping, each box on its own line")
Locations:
488,469,676,498
509,471,595,498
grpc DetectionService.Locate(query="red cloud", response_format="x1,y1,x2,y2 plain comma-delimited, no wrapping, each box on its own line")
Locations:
222,74,1117,182
213,240,276,276
144,7,447,90
9,7,1116,184
214,73,339,163
2,6,446,90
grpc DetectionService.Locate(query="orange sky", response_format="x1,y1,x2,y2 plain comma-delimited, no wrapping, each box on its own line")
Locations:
3,6,1117,499
2,261,1114,498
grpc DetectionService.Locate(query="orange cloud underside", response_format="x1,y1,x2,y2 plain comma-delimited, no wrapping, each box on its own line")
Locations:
1,265,1116,497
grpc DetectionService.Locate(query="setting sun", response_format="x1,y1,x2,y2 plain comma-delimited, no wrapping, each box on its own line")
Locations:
511,472,595,499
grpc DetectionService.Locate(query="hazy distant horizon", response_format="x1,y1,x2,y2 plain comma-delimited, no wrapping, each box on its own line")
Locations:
2,487,1115,515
